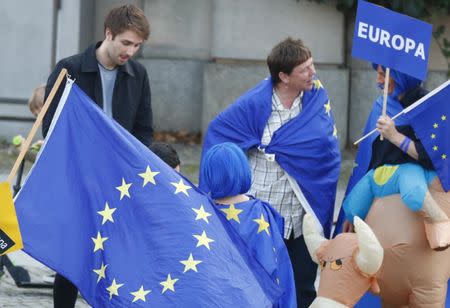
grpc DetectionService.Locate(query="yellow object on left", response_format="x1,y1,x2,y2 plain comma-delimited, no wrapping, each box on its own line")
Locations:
0,181,23,255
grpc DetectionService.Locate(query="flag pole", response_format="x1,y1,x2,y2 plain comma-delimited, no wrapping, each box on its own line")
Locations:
354,79,450,145
380,67,390,141
7,68,68,184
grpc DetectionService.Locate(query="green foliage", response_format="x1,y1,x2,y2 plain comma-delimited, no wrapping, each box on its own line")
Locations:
433,25,450,77
305,0,450,75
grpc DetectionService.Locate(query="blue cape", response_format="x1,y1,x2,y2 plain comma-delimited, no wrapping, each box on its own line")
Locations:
201,78,341,238
215,198,296,308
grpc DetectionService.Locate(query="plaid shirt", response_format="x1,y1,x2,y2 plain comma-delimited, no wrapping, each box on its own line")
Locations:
248,90,306,239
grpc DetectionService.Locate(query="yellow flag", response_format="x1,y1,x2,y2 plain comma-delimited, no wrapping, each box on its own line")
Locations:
0,181,23,255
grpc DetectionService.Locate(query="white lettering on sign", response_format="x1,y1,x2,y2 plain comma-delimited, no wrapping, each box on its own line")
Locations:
357,22,425,60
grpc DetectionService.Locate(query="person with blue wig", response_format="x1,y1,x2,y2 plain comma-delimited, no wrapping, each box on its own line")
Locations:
342,64,450,250
200,142,296,308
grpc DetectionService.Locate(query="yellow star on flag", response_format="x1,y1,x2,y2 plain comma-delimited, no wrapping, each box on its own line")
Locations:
139,166,160,187
313,79,323,90
333,125,338,138
92,232,108,252
116,178,132,200
106,278,124,299
442,154,447,160
171,179,192,196
433,145,438,151
433,123,439,129
131,286,151,302
93,262,108,283
160,274,178,294
220,204,243,223
442,115,447,121
193,231,214,250
253,214,270,235
431,133,436,139
180,253,202,273
192,205,212,223
323,100,331,116
97,202,116,225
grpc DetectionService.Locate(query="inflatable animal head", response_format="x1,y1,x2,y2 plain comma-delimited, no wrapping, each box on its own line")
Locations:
303,214,383,307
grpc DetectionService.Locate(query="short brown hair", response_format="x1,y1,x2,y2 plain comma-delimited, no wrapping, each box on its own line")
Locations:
267,37,312,84
104,4,150,40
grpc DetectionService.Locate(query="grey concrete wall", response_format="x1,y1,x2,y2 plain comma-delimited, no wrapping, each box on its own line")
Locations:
202,63,349,150
140,59,205,132
143,0,212,60
0,1,53,99
211,0,344,63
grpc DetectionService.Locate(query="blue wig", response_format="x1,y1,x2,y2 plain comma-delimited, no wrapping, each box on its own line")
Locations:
372,63,421,99
200,142,252,199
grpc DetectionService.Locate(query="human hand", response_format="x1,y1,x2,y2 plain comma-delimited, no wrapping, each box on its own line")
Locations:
376,115,399,142
342,220,354,233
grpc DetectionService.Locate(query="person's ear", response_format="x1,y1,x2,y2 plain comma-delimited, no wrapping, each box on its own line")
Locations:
278,71,289,85
105,28,113,41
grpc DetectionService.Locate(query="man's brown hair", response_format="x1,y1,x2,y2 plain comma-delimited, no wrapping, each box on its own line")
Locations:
267,37,312,84
104,4,150,40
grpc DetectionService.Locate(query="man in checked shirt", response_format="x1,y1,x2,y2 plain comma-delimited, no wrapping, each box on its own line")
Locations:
201,37,341,307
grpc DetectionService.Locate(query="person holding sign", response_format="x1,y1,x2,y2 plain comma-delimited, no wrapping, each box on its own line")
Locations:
343,64,450,251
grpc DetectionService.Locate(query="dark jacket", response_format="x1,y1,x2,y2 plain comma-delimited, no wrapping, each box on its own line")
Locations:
43,42,153,146
369,86,433,170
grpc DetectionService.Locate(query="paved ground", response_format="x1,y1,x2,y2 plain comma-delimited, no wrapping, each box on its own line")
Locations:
0,144,353,307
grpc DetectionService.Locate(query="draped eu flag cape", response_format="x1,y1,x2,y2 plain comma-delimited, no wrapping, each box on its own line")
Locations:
215,198,296,308
14,79,283,307
201,78,341,238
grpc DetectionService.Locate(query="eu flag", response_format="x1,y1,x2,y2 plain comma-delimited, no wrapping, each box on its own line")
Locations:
405,80,450,191
215,198,296,308
14,79,281,307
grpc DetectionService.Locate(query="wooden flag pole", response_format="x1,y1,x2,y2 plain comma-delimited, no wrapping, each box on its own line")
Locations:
7,68,68,184
380,67,390,141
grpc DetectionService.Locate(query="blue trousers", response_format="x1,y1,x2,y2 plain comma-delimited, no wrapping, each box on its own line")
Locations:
344,163,436,222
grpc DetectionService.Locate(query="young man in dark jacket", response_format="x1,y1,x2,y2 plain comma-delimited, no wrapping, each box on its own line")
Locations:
42,4,153,307
43,4,152,146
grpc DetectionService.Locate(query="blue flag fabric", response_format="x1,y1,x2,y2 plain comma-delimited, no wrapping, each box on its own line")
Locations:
404,81,450,191
201,78,341,238
14,80,282,307
215,198,296,308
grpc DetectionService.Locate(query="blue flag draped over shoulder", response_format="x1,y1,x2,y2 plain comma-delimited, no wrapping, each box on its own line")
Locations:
201,78,341,238
14,80,282,307
215,198,296,308
404,81,450,191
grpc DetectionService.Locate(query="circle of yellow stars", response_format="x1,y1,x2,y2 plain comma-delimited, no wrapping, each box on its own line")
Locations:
89,165,225,303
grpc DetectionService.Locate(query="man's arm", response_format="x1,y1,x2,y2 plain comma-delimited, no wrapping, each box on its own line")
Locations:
42,61,69,138
131,70,153,146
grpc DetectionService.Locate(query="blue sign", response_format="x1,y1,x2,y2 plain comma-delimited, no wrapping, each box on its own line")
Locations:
352,0,432,80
